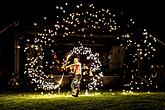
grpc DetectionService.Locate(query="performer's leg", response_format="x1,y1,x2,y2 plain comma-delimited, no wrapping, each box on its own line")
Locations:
71,74,82,96
74,74,82,96
71,77,77,95
75,74,82,90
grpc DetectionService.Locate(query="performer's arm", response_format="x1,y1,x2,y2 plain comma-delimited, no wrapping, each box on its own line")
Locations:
65,63,79,69
66,64,74,68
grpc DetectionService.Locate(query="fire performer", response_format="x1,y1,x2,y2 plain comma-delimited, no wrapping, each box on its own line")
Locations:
65,56,82,97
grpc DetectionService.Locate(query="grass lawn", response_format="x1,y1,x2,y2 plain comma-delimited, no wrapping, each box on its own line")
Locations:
0,91,165,110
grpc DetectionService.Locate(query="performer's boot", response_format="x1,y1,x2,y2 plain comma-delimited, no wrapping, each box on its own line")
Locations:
76,89,79,96
72,90,78,97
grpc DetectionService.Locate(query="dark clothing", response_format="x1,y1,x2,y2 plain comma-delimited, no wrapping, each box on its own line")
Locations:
71,74,82,91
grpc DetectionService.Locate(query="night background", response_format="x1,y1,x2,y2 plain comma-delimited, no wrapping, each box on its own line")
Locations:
0,0,165,110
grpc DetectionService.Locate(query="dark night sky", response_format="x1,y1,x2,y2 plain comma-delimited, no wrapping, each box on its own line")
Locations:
0,0,164,40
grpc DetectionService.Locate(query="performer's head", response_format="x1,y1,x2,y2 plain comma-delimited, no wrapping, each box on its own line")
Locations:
74,57,79,63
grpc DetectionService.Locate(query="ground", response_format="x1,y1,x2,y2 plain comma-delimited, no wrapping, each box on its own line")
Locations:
0,91,165,110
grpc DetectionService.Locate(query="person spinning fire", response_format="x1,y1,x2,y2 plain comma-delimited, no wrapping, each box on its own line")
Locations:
64,57,82,97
